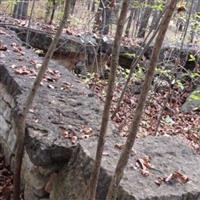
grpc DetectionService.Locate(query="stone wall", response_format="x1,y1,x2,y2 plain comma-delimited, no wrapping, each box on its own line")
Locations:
1,27,200,200
0,26,116,199
0,83,16,166
0,66,55,199
5,26,200,70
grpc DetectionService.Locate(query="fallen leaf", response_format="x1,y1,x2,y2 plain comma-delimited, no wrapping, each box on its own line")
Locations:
155,177,164,186
141,169,150,177
81,126,93,136
15,67,31,75
173,171,189,184
114,143,124,150
165,173,174,183
63,131,69,139
47,84,55,89
0,43,7,51
164,171,189,184
71,135,78,144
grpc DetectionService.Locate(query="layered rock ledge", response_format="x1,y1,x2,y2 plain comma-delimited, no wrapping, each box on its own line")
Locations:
1,25,200,70
0,27,200,200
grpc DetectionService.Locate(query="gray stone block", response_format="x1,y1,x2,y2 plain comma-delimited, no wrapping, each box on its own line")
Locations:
51,136,200,200
0,115,10,140
181,87,200,113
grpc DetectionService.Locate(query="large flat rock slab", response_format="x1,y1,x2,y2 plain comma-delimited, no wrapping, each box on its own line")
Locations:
51,135,200,200
1,25,200,69
0,27,111,166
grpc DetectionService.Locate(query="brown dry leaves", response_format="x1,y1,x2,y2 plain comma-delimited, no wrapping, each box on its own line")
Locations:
14,65,37,76
88,76,200,152
0,153,24,200
59,125,93,145
135,156,189,186
155,171,189,186
136,156,155,177
80,125,93,139
0,42,7,51
60,128,78,145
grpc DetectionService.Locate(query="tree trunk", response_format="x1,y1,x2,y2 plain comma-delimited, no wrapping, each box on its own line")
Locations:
190,0,200,43
93,2,102,33
13,0,72,200
150,10,160,30
13,0,29,19
180,0,195,49
91,0,96,12
125,7,135,37
137,0,154,38
87,0,96,12
111,6,165,119
132,7,140,37
103,5,112,34
87,0,92,10
93,0,115,34
49,0,56,24
106,1,178,199
26,0,36,45
71,0,77,15
45,1,51,23
88,1,130,200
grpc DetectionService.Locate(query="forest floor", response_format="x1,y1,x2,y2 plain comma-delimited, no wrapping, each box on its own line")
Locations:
0,151,14,200
86,74,200,152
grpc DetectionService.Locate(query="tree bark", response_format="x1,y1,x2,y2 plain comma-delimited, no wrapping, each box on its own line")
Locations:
93,0,115,34
88,1,130,200
150,10,160,30
13,1,72,200
13,0,29,19
180,0,195,50
125,7,135,37
87,0,95,11
49,0,57,24
71,0,77,15
106,1,178,199
137,0,154,38
26,0,36,45
45,1,51,23
91,0,96,12
190,0,200,43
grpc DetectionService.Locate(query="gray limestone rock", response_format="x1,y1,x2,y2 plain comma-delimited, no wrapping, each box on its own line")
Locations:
181,87,200,113
51,135,200,200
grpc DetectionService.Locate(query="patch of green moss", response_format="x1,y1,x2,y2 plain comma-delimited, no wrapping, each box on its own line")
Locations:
192,89,200,95
121,52,135,59
189,89,200,101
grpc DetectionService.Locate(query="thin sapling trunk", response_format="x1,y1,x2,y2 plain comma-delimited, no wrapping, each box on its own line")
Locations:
13,1,72,199
88,1,130,200
106,1,178,199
